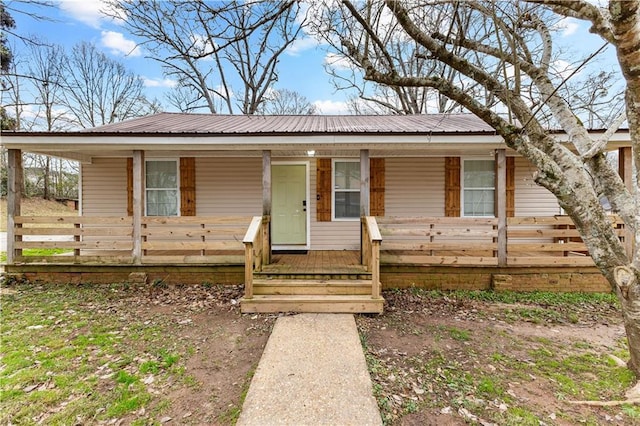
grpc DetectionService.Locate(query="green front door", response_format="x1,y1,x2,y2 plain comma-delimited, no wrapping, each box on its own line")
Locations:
272,164,307,245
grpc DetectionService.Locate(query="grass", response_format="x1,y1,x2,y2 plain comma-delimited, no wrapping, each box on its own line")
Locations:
422,288,619,306
409,288,620,325
0,283,187,424
2,249,73,264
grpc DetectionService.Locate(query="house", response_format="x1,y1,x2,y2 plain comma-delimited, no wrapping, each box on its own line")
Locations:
2,113,632,313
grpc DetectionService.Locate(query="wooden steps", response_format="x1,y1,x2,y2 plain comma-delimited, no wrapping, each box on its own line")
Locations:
240,294,384,314
253,278,372,295
240,251,383,314
241,277,384,314
255,272,372,280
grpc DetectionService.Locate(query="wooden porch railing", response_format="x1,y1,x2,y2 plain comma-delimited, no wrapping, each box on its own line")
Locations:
11,216,134,264
141,216,252,264
506,215,627,266
377,215,627,267
8,215,254,265
362,216,382,298
377,216,499,266
7,214,627,269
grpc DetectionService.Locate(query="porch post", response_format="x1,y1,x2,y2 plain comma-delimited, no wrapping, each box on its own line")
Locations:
262,150,271,264
618,147,633,256
619,147,633,192
360,149,370,216
495,149,507,266
6,149,23,265
360,149,370,264
132,150,144,264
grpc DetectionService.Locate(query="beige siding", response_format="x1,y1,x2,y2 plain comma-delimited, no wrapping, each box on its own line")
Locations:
514,157,561,216
308,158,360,250
386,158,444,217
79,155,562,252
196,157,262,216
195,157,357,250
82,158,128,216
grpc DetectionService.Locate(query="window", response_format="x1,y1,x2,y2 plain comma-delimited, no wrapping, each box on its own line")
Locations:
146,160,179,216
463,159,494,217
333,160,360,219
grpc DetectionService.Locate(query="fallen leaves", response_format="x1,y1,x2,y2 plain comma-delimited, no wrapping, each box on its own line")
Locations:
359,288,633,425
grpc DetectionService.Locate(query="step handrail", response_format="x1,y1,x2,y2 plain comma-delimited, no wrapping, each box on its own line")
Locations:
362,216,382,299
242,216,264,298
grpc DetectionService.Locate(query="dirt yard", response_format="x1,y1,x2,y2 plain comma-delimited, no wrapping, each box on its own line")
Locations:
358,290,637,425
1,281,638,425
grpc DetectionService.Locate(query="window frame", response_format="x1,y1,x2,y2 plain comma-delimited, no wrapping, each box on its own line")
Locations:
461,157,495,217
145,158,180,217
331,159,361,221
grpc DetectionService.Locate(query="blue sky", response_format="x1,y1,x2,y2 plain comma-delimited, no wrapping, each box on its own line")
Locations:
6,0,621,116
9,0,351,114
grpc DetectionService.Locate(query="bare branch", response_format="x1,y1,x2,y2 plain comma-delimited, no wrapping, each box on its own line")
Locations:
108,0,304,114
581,111,627,159
527,0,615,43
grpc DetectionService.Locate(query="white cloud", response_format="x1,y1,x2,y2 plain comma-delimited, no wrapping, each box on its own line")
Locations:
143,77,177,89
555,17,580,37
286,37,320,56
313,99,350,115
552,59,576,79
59,0,114,28
101,31,141,57
189,34,216,60
324,52,354,71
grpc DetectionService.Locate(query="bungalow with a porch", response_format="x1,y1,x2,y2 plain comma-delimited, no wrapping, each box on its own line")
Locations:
2,113,632,313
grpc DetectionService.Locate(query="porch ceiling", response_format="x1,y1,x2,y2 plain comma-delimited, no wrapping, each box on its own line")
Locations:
2,118,631,163
12,145,511,163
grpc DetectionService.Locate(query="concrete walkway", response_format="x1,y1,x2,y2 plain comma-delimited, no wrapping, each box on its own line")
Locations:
237,313,382,426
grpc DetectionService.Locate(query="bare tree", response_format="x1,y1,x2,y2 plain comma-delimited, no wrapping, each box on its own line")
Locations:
108,1,305,114
26,40,67,131
259,88,317,115
59,41,159,128
311,1,495,115
24,41,63,199
165,84,210,113
330,0,640,386
1,51,24,130
565,70,626,129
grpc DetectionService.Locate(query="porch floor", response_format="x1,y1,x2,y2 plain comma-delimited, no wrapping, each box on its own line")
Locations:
264,250,366,274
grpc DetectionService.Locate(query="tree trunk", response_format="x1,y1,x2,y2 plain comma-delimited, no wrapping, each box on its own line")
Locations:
613,267,640,374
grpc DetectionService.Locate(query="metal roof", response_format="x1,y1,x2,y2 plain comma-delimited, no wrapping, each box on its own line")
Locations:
82,112,496,135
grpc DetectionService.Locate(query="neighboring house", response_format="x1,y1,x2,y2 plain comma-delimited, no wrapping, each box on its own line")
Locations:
2,113,632,313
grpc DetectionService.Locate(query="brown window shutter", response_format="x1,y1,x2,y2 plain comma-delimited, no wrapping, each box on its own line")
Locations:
370,158,385,216
127,158,133,216
506,156,515,217
316,158,332,222
180,157,196,216
444,157,461,217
